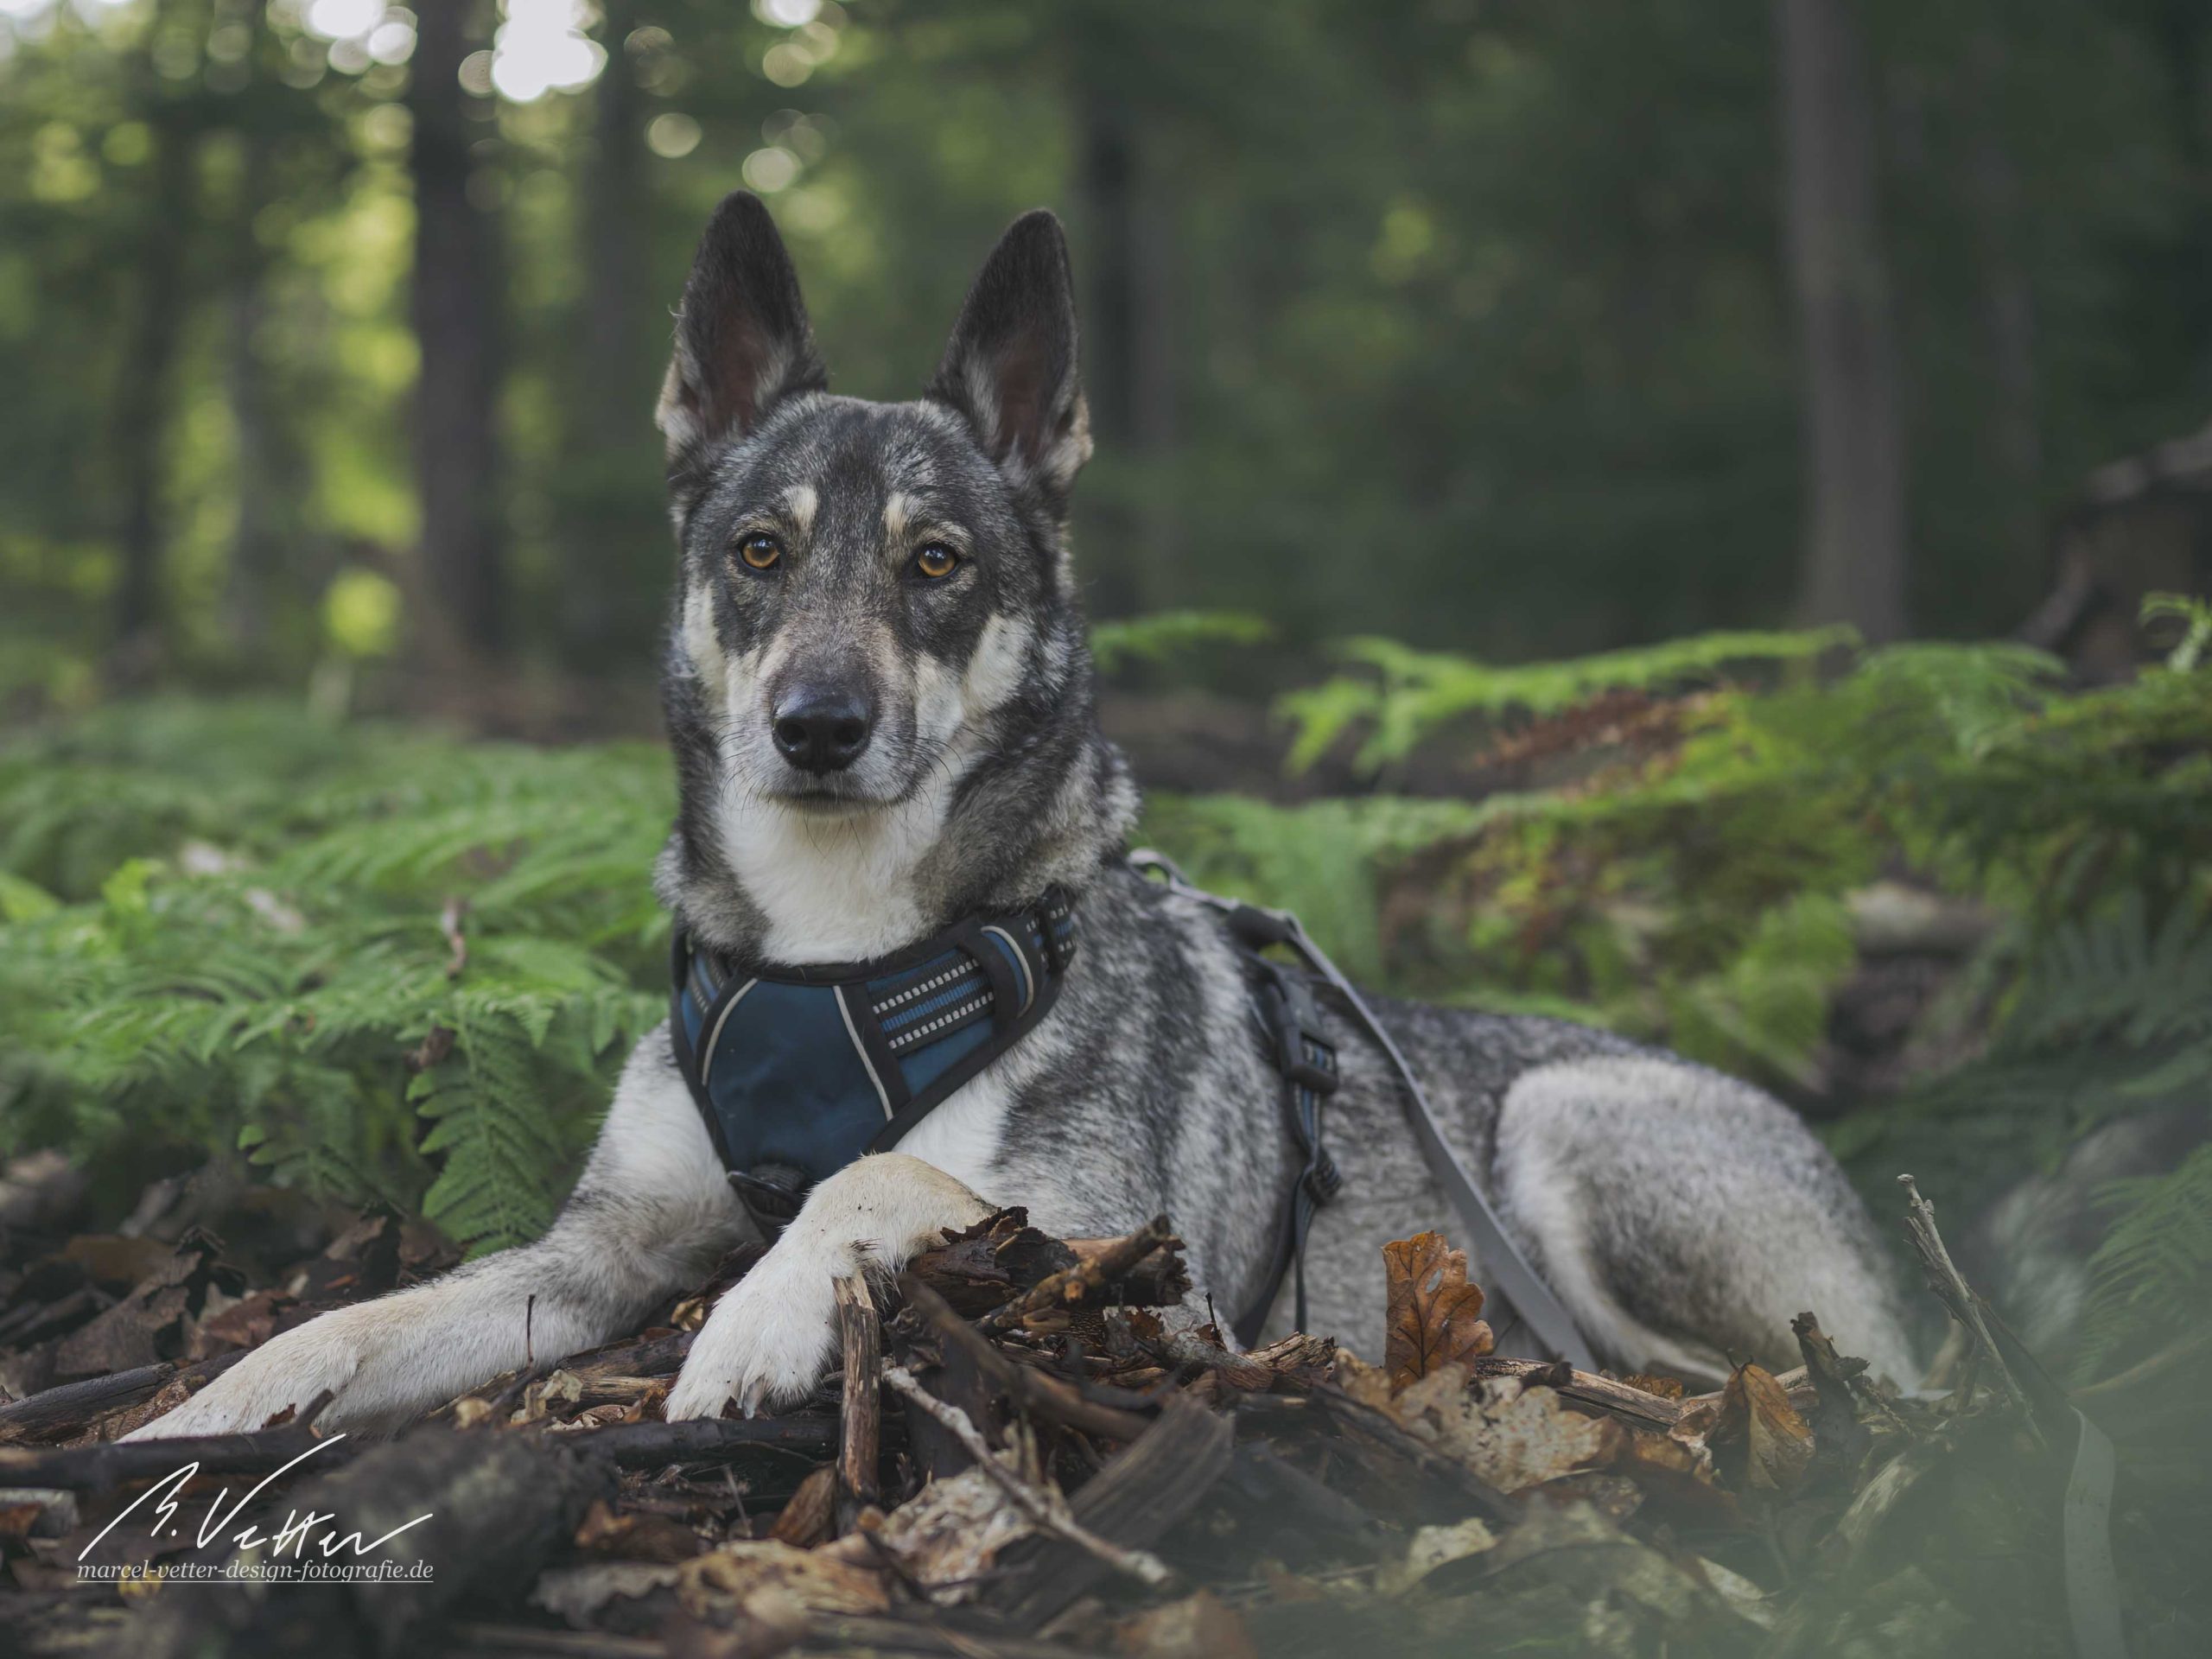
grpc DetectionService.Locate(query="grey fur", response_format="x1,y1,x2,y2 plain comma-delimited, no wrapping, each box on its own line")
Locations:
641,194,1914,1384
125,196,1914,1442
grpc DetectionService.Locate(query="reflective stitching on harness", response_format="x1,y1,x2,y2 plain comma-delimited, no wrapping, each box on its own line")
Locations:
878,974,985,1031
835,982,893,1119
697,978,759,1090
886,993,993,1050
874,960,973,1013
981,924,1034,1014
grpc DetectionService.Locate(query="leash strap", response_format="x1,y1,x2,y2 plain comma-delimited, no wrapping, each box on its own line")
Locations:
1130,849,1599,1370
1231,947,1342,1346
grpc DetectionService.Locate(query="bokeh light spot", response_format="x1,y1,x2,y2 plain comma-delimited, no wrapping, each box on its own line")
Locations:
646,113,702,159
753,0,821,27
741,145,800,193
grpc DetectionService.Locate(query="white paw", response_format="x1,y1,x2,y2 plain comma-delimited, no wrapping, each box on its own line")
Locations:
664,1246,842,1420
124,1310,374,1440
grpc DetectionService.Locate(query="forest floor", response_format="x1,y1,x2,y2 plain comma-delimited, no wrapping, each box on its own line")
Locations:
0,1155,2202,1659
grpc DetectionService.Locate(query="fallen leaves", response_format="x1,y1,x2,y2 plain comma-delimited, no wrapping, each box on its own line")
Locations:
1382,1230,1494,1389
1710,1360,1815,1495
1383,1363,1630,1494
0,1195,2129,1659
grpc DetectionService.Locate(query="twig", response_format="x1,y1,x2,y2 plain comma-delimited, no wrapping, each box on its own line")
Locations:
441,894,469,979
834,1274,880,1533
899,1276,1154,1442
573,1414,843,1469
1466,1354,1686,1433
976,1215,1177,1335
880,1363,1172,1587
1897,1174,2044,1446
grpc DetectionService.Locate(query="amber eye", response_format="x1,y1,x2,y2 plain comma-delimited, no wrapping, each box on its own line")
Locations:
737,532,782,572
912,542,959,580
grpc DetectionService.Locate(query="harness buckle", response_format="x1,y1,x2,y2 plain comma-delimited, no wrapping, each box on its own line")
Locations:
1256,970,1339,1096
728,1164,810,1241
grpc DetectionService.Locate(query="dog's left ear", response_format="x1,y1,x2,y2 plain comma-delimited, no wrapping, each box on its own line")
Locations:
926,210,1090,514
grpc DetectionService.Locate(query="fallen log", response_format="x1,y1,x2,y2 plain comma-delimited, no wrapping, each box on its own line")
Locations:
122,1427,615,1659
0,1348,250,1441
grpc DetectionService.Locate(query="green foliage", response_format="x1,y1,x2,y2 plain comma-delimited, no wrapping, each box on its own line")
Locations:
3,609,2207,1357
0,702,670,1253
1222,616,2209,1376
1090,610,1273,675
1277,628,1853,774
5,0,2210,693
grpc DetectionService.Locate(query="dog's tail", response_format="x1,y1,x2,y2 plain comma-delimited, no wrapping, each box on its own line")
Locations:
1961,1104,2208,1364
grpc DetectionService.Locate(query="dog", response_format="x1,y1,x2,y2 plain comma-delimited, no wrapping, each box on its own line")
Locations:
130,194,1914,1439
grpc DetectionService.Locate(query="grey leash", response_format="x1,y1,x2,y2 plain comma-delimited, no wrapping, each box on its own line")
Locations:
1129,850,1600,1372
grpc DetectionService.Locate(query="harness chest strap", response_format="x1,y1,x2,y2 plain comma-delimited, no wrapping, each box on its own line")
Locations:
667,888,1078,1234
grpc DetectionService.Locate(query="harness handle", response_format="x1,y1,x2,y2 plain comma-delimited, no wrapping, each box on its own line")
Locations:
1130,849,1600,1372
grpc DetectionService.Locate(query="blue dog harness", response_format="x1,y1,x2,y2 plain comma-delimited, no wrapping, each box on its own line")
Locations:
670,889,1079,1234
669,861,1597,1370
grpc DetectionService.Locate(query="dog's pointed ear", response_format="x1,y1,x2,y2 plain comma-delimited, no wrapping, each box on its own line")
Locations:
926,210,1090,512
657,192,826,500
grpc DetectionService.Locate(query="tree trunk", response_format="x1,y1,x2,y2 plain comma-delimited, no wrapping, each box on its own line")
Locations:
1077,80,1177,620
584,0,646,461
222,131,282,658
1964,29,2041,593
110,91,197,674
559,0,656,667
407,0,506,662
1776,0,1909,643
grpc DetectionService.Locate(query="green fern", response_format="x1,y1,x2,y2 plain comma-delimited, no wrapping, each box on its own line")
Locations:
1090,610,1273,674
0,705,671,1250
1276,626,1855,774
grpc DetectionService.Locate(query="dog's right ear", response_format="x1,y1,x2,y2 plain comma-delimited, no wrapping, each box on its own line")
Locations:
657,192,827,508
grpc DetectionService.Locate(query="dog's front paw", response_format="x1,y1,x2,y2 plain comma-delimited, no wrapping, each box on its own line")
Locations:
664,1249,841,1421
124,1307,376,1440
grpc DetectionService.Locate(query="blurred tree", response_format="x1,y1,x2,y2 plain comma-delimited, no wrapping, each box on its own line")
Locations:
109,0,206,677
1777,0,1907,643
1,0,2209,709
408,0,506,664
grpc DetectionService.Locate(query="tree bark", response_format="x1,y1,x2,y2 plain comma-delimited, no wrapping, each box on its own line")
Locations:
1077,79,1177,619
1964,29,2041,587
407,0,507,662
222,130,283,658
1777,0,1909,643
560,0,657,667
110,45,198,674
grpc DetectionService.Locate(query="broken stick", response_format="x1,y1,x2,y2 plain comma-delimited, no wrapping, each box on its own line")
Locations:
880,1362,1172,1587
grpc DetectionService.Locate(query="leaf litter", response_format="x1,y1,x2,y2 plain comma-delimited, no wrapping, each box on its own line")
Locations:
0,1160,2197,1658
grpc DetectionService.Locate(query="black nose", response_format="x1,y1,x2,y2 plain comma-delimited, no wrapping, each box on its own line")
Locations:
772,688,874,774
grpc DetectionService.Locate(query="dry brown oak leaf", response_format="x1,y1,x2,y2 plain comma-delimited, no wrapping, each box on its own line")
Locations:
1382,1231,1495,1392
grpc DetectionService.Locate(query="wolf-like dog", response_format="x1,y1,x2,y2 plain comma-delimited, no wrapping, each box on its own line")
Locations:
130,195,1913,1439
